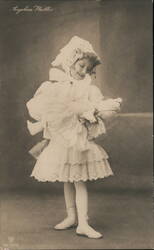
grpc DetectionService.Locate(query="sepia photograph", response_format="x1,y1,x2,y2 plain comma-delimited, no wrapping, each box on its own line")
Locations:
0,0,153,249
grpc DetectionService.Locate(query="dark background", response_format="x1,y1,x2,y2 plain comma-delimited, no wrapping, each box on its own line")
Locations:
0,0,153,191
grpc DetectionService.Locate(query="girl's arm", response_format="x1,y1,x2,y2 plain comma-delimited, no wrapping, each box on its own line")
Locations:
88,85,122,119
26,81,52,121
26,82,52,136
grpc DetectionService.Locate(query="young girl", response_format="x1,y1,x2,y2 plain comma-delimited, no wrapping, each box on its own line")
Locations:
26,36,122,239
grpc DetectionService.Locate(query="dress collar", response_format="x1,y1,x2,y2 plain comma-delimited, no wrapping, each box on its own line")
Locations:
49,67,91,86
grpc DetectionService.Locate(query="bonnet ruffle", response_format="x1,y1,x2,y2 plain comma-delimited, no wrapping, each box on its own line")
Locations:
51,36,101,73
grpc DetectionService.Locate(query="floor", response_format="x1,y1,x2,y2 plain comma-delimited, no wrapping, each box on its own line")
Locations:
0,188,153,249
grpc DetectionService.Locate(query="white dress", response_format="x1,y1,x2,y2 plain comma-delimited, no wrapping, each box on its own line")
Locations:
26,68,114,182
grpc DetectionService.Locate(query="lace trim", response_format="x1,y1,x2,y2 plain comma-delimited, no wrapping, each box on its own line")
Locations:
31,173,113,183
30,159,113,182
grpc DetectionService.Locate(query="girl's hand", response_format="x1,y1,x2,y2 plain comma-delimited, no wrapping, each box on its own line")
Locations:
98,110,117,119
115,97,123,104
114,98,122,109
98,98,122,112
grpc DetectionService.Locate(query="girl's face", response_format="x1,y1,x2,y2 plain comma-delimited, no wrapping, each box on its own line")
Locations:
70,58,93,80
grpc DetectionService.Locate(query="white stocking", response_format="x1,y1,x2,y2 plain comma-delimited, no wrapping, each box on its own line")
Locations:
74,181,88,225
74,181,102,239
54,182,77,230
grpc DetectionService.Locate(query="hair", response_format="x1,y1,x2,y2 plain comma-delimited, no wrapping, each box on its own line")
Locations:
77,52,101,75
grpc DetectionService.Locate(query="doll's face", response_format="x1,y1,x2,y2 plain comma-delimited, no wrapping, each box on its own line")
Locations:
70,58,93,80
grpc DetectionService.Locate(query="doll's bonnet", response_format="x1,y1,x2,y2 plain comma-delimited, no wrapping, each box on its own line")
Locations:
51,36,101,73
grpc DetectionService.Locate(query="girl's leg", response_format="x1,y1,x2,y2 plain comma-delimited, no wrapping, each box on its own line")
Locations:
74,181,102,239
54,182,77,230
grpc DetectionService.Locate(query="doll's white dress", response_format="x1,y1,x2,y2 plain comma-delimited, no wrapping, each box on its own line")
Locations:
26,68,114,182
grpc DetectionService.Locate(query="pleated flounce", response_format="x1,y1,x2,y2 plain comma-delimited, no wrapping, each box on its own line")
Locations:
30,136,113,182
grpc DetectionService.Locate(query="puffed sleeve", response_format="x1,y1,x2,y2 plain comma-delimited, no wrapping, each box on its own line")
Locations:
88,85,120,119
88,85,104,109
26,81,52,121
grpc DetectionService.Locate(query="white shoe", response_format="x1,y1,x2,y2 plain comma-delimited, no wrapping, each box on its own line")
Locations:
74,181,102,239
54,206,77,230
76,225,103,239
54,217,77,230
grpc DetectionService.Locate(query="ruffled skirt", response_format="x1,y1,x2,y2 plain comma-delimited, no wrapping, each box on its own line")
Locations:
30,132,113,182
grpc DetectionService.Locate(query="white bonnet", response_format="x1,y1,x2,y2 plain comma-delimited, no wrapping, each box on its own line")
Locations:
51,36,101,73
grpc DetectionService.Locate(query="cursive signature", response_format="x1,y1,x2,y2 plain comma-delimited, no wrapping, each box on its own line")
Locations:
12,5,54,14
